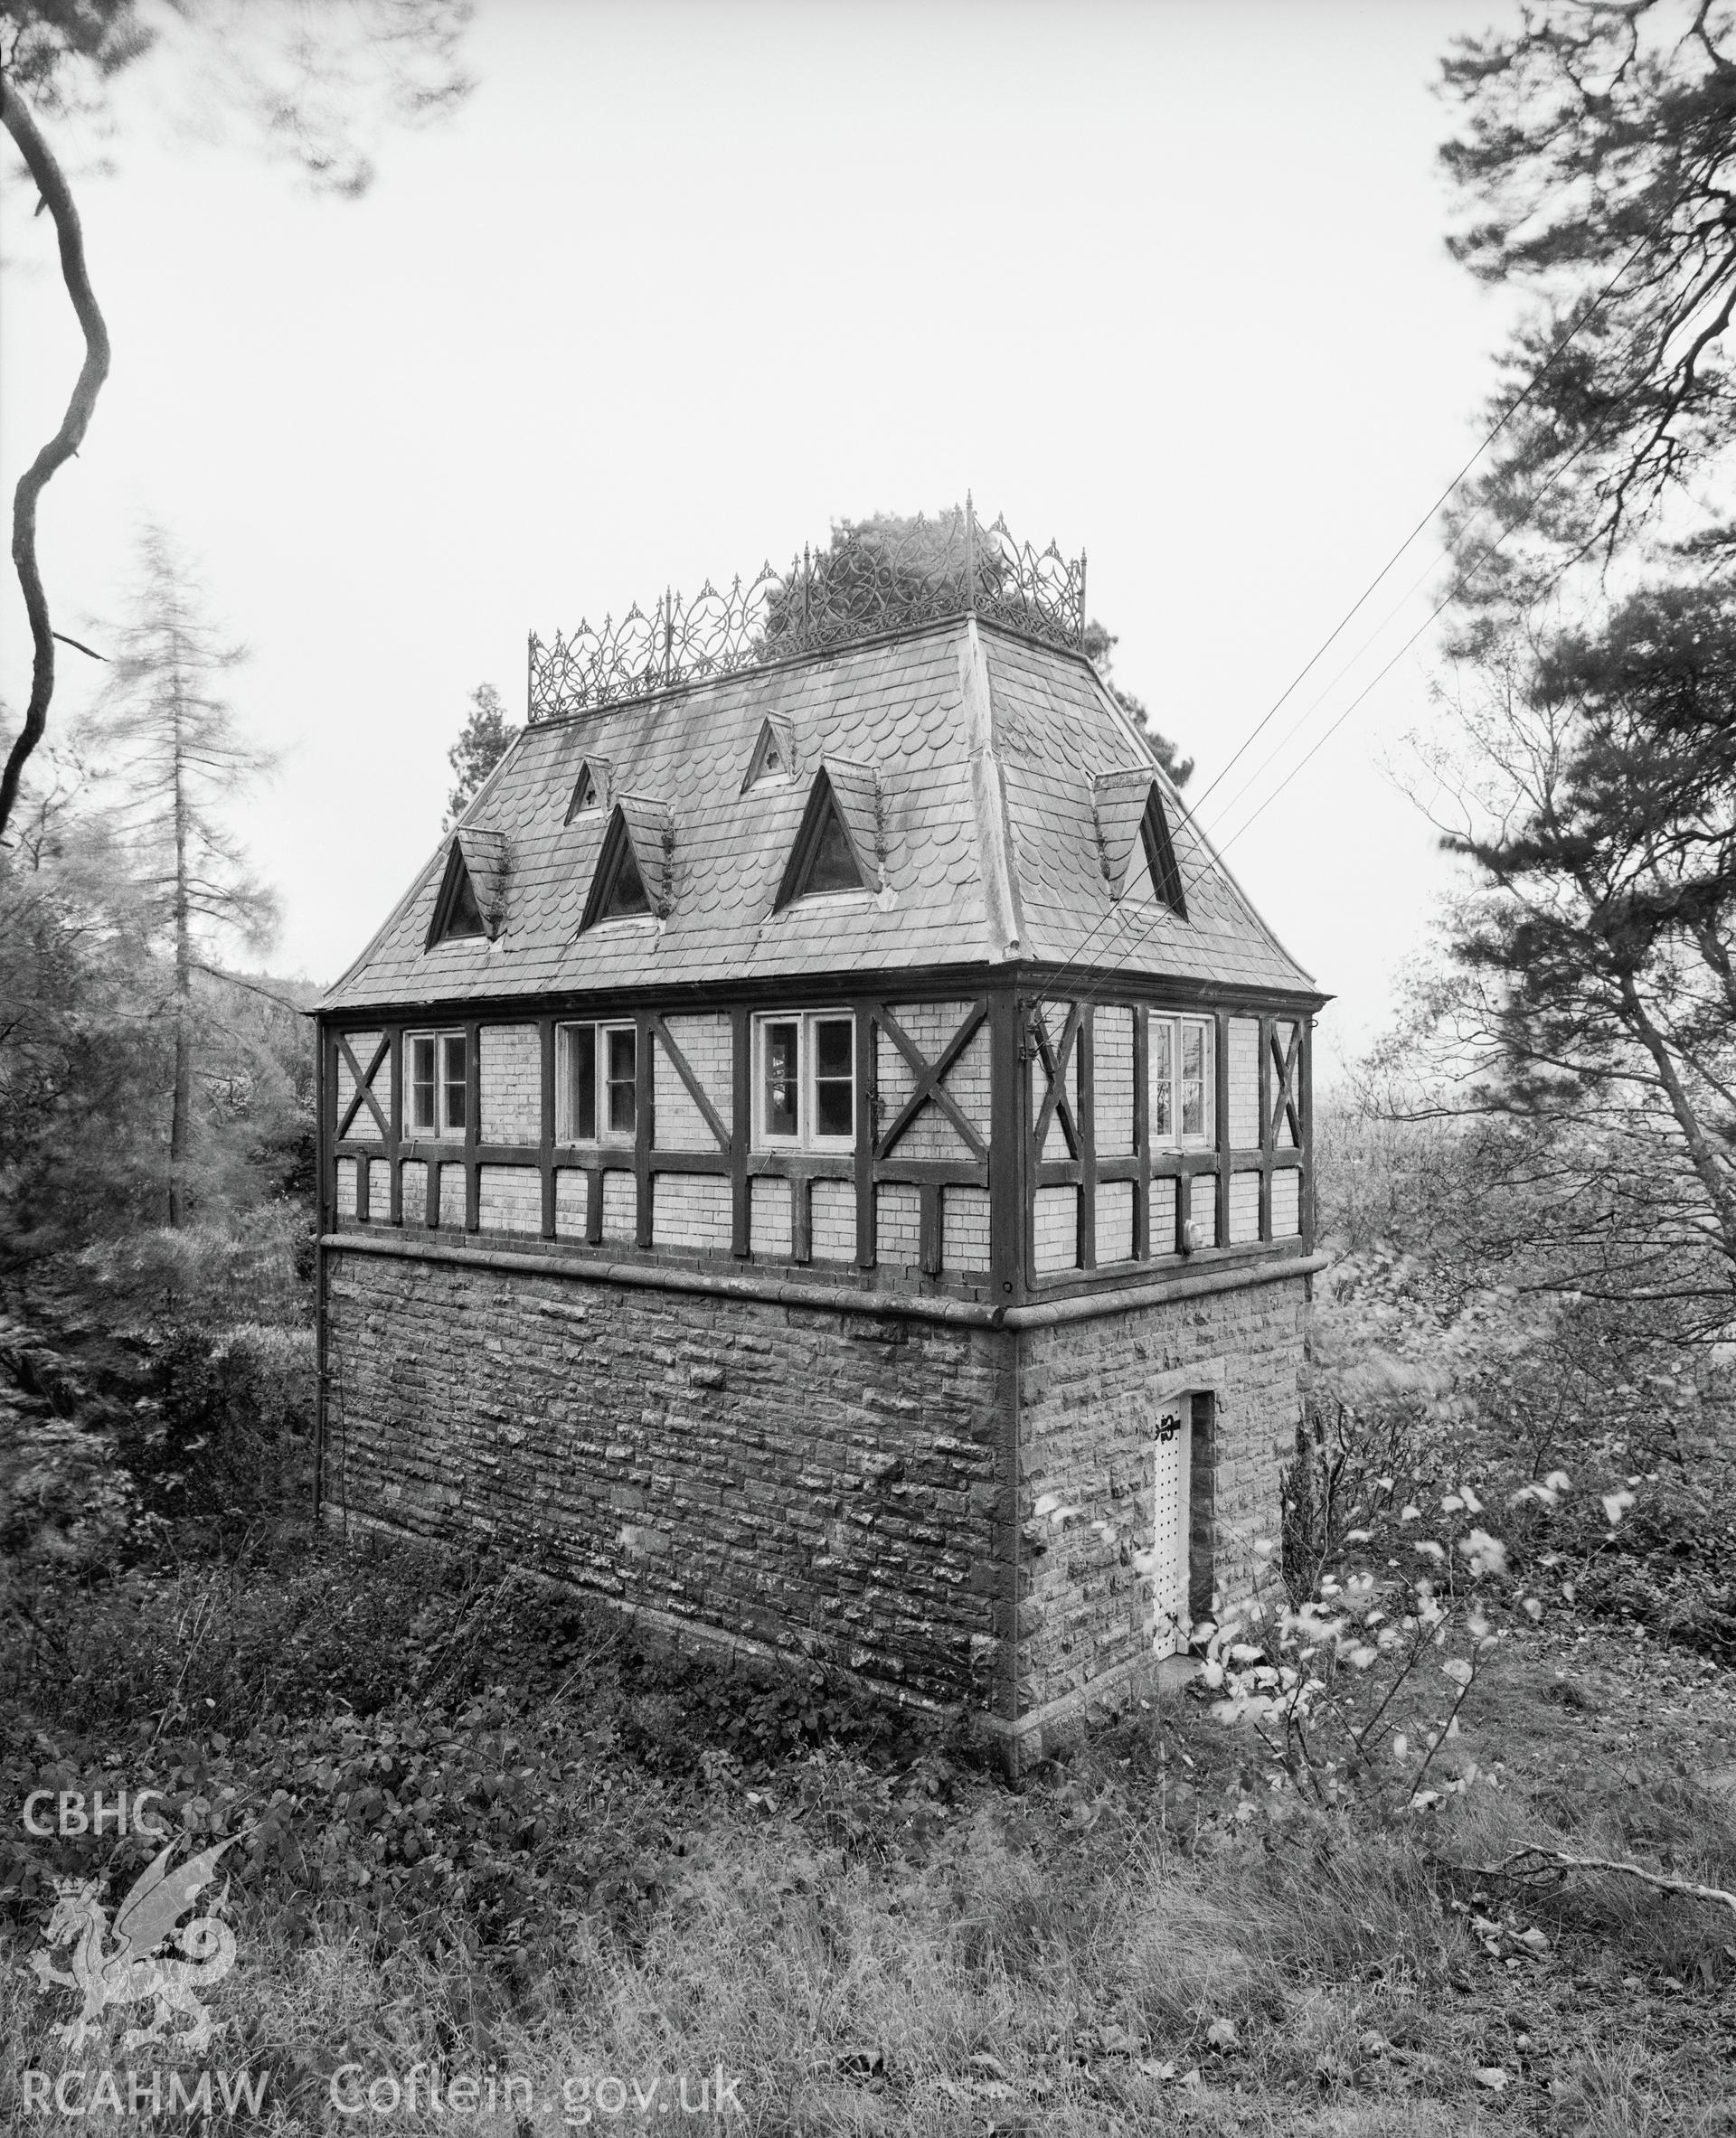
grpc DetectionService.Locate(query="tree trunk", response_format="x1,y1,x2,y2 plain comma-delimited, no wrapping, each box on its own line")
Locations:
0,80,111,842
1618,969,1736,1281
169,681,192,1229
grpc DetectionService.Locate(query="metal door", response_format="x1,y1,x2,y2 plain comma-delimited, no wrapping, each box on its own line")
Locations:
1151,1401,1194,1657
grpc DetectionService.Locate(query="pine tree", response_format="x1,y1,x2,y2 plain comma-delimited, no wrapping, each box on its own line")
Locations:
80,525,278,1227
1436,581,1736,1289
1439,3,1736,605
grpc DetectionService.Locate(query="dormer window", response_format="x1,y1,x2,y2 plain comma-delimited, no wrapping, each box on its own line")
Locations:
599,837,650,919
565,756,609,821
1140,788,1187,918
427,843,486,947
741,715,796,792
774,761,879,909
1092,769,1188,921
805,802,863,895
580,798,669,930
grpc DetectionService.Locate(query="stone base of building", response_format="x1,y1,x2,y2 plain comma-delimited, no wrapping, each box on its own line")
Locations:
318,1240,1316,1773
318,1496,1204,1775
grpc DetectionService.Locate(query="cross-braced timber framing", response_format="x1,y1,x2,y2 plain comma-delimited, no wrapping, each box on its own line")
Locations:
319,971,1316,1314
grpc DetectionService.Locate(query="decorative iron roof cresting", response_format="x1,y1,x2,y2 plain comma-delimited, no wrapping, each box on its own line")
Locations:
527,499,1086,721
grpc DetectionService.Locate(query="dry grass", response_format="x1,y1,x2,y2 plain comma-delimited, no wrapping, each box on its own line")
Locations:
5,1568,1736,2136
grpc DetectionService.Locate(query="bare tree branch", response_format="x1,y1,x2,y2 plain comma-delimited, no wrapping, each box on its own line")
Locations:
0,76,111,843
1456,1843,1736,1925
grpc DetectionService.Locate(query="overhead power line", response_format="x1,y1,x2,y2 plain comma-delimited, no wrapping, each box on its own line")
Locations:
1039,334,1651,1030
1182,233,1650,826
1036,235,1655,1014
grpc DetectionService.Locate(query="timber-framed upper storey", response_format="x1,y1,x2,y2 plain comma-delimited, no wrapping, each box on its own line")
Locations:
321,969,1318,1314
319,604,1326,1314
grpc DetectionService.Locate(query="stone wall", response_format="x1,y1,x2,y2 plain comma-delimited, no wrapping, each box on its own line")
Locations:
323,1250,1014,1709
1013,1271,1309,1754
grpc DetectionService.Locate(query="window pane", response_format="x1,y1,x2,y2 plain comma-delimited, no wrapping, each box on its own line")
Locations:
1149,1021,1174,1141
410,1035,436,1131
603,841,650,918
606,1027,636,1135
814,1019,852,1078
442,1033,467,1132
814,1019,854,1139
1181,1019,1209,1139
762,1021,799,1137
805,808,863,896
579,1027,597,1140
559,1025,596,1141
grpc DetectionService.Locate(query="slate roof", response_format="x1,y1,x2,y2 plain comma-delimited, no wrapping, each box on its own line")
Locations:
452,827,510,936
812,759,882,892
1091,768,1161,903
565,755,609,819
740,714,795,791
612,795,675,912
323,618,1320,1012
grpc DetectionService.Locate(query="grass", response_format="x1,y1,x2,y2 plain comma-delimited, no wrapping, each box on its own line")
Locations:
4,1524,1736,2134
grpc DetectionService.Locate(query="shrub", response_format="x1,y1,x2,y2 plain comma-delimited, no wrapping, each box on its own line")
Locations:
127,1319,316,1527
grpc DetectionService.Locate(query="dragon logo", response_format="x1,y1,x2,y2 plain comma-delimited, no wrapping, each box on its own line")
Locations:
28,1835,239,2055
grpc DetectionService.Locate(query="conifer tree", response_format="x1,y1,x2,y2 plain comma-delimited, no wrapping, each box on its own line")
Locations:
80,524,278,1227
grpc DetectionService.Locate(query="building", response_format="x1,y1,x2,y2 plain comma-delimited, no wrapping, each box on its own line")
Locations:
315,509,1327,1770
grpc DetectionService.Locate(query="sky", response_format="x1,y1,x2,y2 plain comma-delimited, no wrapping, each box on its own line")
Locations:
0,0,1523,1074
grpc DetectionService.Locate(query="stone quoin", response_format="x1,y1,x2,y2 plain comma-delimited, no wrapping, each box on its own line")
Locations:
315,519,1329,1772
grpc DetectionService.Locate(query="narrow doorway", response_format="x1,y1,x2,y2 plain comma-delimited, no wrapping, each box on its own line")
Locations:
1151,1399,1193,1657
1152,1389,1216,1657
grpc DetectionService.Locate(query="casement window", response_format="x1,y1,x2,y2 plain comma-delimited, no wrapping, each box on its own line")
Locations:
407,1030,467,1137
752,1011,855,1150
555,1021,637,1142
1149,1015,1214,1147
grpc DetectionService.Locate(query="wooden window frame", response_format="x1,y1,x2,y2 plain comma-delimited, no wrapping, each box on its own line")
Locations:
555,1019,637,1146
425,845,487,950
1139,787,1188,918
750,1010,857,1154
774,770,876,910
1148,1012,1214,1152
580,805,662,933
404,1028,467,1140
564,758,608,823
740,716,796,793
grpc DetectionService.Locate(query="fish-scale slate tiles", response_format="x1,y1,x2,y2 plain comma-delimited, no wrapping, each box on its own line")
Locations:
324,618,1317,1012
982,633,1313,994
